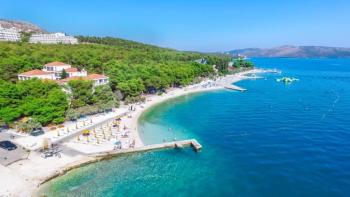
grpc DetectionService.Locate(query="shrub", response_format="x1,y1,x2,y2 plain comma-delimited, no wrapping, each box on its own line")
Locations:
17,118,42,133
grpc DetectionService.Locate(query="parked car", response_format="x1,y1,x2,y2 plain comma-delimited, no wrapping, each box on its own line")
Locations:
30,128,45,136
0,140,17,151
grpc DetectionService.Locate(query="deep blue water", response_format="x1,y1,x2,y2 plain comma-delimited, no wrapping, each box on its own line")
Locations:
40,58,350,197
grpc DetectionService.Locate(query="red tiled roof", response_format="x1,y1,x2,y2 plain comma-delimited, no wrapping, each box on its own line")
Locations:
85,74,108,80
59,74,108,84
65,67,79,72
59,76,84,83
19,69,52,76
44,61,70,67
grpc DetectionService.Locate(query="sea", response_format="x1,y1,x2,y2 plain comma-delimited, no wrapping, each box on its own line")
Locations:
39,58,350,197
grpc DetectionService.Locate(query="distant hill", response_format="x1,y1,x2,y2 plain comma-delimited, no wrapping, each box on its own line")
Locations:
229,46,350,58
0,19,47,33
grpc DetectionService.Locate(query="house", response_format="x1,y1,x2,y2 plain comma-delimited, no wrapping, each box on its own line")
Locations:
59,74,109,86
42,62,87,80
85,74,109,86
42,62,74,80
65,67,87,78
18,69,55,81
18,61,108,86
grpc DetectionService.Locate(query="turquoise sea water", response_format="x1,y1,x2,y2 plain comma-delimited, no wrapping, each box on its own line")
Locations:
40,58,350,196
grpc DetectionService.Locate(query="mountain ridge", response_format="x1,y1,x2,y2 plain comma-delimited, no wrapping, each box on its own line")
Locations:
229,46,350,58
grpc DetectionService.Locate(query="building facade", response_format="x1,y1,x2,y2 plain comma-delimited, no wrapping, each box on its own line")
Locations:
85,74,109,86
18,61,108,86
59,74,109,87
29,33,78,44
0,25,21,42
18,69,55,81
42,61,74,80
65,67,88,78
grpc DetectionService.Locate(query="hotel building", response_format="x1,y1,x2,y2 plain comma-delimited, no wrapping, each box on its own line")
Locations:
29,33,78,44
0,25,21,42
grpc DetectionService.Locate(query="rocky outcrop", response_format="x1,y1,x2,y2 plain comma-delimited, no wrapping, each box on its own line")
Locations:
0,19,47,33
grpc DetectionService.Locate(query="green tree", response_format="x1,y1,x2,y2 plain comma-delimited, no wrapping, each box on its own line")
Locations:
60,69,69,79
0,36,233,109
117,78,145,99
233,58,255,68
68,80,94,108
93,85,119,111
0,79,68,125
20,32,32,43
17,118,42,132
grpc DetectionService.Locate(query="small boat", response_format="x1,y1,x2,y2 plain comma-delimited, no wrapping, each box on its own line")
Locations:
276,77,299,83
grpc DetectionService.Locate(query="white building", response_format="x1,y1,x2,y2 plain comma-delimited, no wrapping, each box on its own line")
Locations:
19,61,87,81
42,61,72,79
18,61,108,86
85,74,109,86
59,74,109,87
29,32,78,44
18,69,55,81
0,25,21,42
41,61,87,80
65,67,87,78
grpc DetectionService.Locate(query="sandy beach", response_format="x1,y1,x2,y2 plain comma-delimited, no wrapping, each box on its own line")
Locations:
0,68,270,196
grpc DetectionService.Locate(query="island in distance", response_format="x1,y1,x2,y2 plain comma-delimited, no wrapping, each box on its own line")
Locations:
229,45,350,58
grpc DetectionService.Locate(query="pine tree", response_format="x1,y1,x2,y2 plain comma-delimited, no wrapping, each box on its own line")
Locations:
60,69,69,79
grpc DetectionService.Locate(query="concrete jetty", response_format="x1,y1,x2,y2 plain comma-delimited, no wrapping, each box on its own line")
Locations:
90,139,202,157
224,84,246,92
190,139,202,150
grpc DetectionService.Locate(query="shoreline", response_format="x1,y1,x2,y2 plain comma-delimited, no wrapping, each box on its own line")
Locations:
127,68,270,146
0,68,271,196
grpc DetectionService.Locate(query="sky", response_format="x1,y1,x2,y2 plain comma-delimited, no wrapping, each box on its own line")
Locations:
0,0,349,52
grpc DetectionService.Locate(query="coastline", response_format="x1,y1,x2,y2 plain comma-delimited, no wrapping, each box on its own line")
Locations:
126,68,269,146
0,68,270,197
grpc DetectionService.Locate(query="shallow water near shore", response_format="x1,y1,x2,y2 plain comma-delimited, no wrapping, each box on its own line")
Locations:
39,58,350,196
